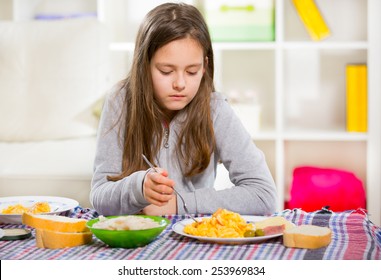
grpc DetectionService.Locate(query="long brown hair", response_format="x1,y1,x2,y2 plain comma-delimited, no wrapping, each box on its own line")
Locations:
108,2,215,181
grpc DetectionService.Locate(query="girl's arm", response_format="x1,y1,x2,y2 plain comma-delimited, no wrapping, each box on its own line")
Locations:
90,88,149,215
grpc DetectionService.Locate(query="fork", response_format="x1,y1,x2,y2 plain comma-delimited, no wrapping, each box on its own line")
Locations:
142,154,198,223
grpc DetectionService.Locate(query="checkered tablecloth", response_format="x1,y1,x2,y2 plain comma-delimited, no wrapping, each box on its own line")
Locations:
1,207,380,260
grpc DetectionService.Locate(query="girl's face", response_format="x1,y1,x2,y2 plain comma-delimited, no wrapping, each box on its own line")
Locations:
150,37,206,120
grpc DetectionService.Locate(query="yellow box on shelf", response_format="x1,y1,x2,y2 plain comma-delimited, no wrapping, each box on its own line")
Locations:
292,0,331,41
346,64,367,133
203,0,275,42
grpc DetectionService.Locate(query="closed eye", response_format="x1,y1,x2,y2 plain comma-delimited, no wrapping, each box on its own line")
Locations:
159,70,172,75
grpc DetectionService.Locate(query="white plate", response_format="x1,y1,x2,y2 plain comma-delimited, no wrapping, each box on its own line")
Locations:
172,216,286,245
0,196,79,224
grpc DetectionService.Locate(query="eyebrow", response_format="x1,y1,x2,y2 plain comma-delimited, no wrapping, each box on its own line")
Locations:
155,63,203,68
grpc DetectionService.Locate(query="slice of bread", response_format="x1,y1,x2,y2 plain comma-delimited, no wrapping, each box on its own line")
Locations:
254,216,294,231
22,212,89,233
23,212,93,249
283,225,332,249
35,228,92,249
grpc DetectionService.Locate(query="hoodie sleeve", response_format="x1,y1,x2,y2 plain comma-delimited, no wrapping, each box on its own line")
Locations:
90,86,150,215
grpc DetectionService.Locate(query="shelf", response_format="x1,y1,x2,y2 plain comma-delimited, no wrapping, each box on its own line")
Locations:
249,131,368,142
213,42,276,50
282,131,368,141
282,41,369,50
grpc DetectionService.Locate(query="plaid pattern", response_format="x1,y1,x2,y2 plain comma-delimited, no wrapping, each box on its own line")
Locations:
1,207,380,260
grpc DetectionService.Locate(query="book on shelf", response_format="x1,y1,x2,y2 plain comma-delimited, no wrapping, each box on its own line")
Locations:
291,0,331,41
346,64,367,133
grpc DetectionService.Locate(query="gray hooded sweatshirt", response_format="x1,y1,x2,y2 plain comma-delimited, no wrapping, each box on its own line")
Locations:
90,85,277,216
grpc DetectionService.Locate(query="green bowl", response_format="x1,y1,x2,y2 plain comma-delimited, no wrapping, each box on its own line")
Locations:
86,215,170,248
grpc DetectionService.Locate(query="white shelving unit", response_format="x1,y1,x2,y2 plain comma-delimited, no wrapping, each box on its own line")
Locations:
2,0,380,225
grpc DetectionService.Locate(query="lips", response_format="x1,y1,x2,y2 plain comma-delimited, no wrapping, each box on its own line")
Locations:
169,95,186,100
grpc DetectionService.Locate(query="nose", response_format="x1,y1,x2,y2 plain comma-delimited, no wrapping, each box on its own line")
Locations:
173,73,185,91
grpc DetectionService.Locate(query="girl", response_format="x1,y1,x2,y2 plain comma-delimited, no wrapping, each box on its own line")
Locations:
90,2,277,216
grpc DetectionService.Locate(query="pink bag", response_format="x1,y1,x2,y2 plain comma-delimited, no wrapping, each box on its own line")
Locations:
288,166,366,212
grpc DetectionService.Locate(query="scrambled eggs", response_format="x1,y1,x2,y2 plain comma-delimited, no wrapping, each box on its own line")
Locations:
1,202,51,214
183,208,253,238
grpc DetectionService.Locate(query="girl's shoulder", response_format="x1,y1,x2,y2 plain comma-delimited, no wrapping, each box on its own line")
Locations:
108,80,126,98
105,80,127,105
211,91,228,106
210,91,231,113
101,80,127,118
211,91,227,102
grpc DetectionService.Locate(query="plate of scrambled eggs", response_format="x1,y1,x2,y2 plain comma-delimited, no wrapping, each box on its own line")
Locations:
0,196,78,224
172,209,285,245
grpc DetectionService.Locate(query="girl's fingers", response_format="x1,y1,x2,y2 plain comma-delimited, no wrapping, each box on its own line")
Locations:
146,172,175,188
143,169,175,206
150,183,174,198
145,187,173,205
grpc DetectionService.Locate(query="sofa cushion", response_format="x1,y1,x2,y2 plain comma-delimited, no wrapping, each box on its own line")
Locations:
0,137,96,207
0,19,109,142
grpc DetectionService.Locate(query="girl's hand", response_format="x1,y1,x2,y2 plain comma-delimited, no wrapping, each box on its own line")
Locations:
143,168,175,206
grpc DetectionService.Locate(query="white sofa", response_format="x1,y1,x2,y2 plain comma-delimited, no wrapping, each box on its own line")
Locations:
0,137,96,207
0,19,108,207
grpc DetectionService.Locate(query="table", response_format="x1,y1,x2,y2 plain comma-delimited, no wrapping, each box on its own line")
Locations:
1,207,380,260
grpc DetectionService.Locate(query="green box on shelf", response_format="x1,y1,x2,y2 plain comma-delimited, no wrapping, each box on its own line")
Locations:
203,0,275,42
